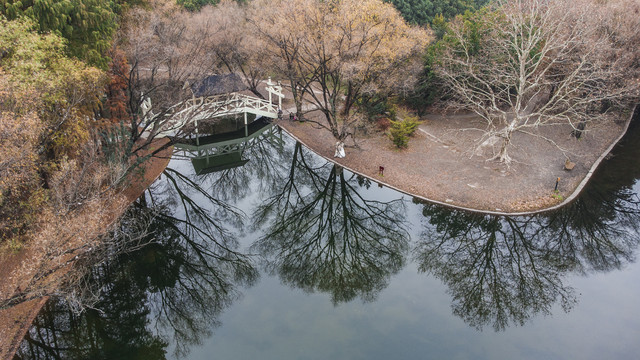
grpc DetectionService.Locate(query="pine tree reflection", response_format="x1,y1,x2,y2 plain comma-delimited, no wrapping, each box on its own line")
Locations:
252,142,410,304
17,239,168,359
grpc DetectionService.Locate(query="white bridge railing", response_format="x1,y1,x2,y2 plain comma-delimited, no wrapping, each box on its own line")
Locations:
154,92,280,137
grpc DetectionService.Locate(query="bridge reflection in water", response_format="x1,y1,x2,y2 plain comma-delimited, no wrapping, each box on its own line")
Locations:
174,118,283,175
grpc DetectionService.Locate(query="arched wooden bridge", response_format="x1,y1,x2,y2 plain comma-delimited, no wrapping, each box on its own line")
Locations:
146,78,285,138
154,92,278,137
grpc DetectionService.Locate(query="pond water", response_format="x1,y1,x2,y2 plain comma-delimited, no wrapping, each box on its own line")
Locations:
15,119,640,360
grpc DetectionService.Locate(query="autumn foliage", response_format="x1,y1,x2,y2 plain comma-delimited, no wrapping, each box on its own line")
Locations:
0,13,138,333
104,47,131,124
0,73,45,246
0,17,120,248
252,0,429,141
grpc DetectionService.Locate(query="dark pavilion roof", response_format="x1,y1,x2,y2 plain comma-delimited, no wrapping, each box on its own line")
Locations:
191,74,248,97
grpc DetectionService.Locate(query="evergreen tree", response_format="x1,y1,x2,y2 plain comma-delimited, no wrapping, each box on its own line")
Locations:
176,0,246,12
384,0,490,25
0,0,119,68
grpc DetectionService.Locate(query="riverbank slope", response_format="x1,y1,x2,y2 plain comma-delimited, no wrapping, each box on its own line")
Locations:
0,139,173,360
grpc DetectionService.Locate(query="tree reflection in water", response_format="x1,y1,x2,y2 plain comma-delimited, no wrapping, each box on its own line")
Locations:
415,175,640,331
252,142,410,304
15,118,640,357
177,127,291,203
416,206,579,331
16,167,258,359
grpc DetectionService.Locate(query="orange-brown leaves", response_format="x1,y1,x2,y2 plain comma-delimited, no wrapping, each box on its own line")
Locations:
104,47,131,125
251,0,430,139
0,71,43,245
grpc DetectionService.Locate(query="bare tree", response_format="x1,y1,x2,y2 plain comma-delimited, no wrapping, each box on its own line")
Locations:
0,197,127,312
247,0,312,119
118,0,225,152
251,0,429,144
435,0,640,164
196,1,268,98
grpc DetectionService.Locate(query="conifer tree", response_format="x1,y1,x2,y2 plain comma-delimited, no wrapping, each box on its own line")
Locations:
0,0,119,67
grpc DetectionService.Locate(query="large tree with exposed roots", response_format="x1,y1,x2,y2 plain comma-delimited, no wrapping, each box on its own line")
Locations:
434,0,640,164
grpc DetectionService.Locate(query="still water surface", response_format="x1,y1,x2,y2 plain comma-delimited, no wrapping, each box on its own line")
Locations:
16,121,640,359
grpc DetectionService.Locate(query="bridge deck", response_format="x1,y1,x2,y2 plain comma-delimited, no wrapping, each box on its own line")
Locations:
176,118,273,148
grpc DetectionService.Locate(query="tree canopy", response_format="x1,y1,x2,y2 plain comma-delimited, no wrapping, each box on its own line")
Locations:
0,0,120,67
0,16,117,248
384,0,490,25
432,0,640,164
175,0,245,12
252,0,429,142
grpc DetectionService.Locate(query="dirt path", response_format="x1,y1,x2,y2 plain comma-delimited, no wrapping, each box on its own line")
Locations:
277,108,635,213
0,139,173,360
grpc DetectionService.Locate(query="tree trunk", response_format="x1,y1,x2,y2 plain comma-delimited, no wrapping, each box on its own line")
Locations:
495,130,513,165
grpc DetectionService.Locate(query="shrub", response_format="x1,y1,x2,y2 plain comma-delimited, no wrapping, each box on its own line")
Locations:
389,115,419,149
